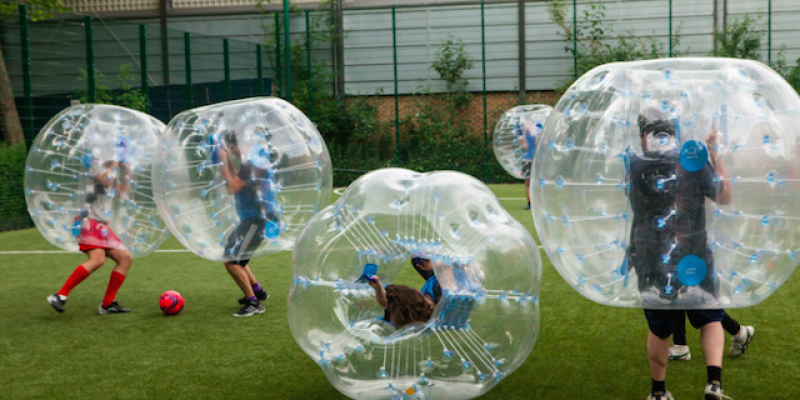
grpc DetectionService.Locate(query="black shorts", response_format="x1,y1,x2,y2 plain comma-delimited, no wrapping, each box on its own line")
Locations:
521,161,532,179
644,309,725,339
224,216,266,266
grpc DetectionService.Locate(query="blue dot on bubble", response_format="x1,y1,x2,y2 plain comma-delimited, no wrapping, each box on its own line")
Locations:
679,140,708,172
677,255,707,286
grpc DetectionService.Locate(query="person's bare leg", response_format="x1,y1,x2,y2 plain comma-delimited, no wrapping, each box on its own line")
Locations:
82,248,107,273
647,332,670,381
225,262,255,297
525,179,531,205
105,248,132,276
701,321,724,367
243,265,258,286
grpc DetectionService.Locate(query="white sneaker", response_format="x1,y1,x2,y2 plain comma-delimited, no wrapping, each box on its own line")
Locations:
646,391,674,400
669,344,691,361
704,382,732,399
729,325,754,357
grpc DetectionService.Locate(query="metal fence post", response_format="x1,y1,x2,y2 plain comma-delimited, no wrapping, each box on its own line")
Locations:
481,1,488,183
768,0,772,65
668,0,673,57
257,44,264,96
139,25,149,112
518,0,526,105
84,15,96,103
184,32,193,108
283,0,291,101
275,12,281,97
572,0,577,80
224,39,231,100
19,4,33,147
306,10,313,120
392,6,400,166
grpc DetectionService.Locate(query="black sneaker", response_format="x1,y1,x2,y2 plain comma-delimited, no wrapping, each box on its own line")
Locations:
47,294,66,313
98,301,131,315
233,300,265,317
238,289,269,304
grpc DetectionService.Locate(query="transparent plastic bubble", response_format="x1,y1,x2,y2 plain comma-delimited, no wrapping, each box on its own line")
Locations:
24,104,169,258
532,58,800,309
153,98,332,262
493,105,552,180
288,168,540,400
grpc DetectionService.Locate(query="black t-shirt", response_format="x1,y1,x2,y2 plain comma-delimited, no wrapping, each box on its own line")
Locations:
627,151,718,267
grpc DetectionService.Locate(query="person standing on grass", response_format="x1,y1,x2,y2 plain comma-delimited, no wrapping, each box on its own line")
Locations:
47,159,134,315
626,107,732,400
217,131,276,317
670,312,755,361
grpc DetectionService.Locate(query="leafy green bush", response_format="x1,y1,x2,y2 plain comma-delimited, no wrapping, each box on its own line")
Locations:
0,143,31,231
77,64,148,111
548,0,685,90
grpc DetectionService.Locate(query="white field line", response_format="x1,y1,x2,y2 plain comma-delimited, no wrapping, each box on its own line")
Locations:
0,249,191,255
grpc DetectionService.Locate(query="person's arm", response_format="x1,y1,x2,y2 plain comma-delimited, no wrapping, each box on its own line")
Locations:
706,126,732,205
367,276,387,308
94,161,120,188
218,148,247,195
117,162,132,198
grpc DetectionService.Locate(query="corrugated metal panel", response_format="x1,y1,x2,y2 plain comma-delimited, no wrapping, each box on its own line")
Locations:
62,0,159,13
172,0,318,8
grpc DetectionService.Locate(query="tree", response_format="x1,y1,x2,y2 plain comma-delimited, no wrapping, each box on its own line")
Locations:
0,0,69,145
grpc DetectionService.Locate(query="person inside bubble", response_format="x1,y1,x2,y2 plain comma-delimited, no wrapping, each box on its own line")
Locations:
217,130,277,317
47,155,134,315
367,257,478,329
520,116,542,211
626,106,733,400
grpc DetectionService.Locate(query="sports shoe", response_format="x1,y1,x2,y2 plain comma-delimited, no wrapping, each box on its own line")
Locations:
646,391,674,400
729,325,755,357
238,290,269,305
668,344,691,361
47,293,66,313
233,300,265,317
98,301,131,315
704,382,732,399
524,203,531,210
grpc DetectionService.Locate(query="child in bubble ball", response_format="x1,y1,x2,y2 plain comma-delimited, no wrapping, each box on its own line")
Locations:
626,106,732,400
369,257,479,328
218,130,277,317
47,158,134,315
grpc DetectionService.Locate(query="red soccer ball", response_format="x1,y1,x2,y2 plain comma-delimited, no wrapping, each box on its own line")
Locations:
159,290,184,315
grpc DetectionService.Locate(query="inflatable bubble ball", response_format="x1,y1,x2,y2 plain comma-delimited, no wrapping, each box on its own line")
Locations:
493,105,552,179
24,104,169,258
153,98,332,262
288,168,541,400
532,58,800,309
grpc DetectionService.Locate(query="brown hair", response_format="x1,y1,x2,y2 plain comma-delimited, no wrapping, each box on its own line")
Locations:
385,285,435,328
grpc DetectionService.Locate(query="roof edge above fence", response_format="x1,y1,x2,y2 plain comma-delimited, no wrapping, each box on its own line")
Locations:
56,0,535,20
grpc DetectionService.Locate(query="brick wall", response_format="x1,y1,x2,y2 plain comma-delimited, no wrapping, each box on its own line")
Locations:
371,90,562,140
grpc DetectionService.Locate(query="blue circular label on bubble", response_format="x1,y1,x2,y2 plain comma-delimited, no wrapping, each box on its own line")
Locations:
679,140,708,172
677,255,707,286
265,220,280,240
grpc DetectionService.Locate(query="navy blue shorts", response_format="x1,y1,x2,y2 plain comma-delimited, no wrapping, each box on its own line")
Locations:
644,309,725,339
224,216,266,266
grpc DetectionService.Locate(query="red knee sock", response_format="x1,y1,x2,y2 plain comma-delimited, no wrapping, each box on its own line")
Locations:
57,266,90,297
102,271,126,307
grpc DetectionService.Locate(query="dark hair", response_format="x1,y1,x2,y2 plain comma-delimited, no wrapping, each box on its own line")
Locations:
637,107,674,137
385,285,434,328
223,130,238,146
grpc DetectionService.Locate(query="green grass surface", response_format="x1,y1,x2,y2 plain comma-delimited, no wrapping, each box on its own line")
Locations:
0,184,797,399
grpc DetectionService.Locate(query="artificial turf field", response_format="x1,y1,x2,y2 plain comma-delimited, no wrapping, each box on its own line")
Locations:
0,184,797,399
